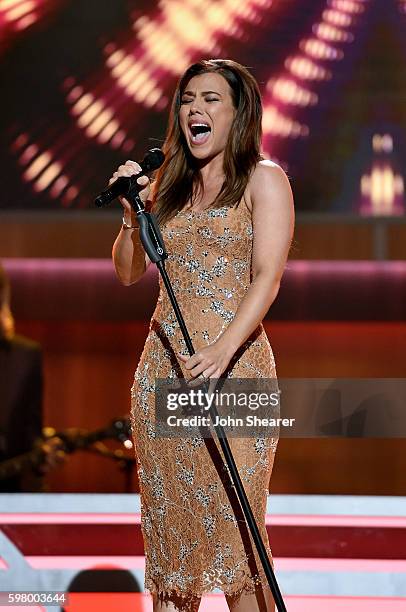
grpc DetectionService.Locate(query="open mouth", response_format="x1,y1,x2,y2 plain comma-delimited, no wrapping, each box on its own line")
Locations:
189,122,211,145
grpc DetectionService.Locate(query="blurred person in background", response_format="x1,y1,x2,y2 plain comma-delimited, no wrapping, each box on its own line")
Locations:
0,262,64,491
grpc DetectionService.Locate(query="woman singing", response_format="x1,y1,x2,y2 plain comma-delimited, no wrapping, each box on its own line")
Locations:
111,59,294,612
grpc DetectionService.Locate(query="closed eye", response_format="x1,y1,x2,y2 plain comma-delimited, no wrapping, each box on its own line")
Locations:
180,97,219,104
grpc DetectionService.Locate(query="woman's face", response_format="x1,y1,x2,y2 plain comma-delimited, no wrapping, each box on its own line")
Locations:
179,72,237,161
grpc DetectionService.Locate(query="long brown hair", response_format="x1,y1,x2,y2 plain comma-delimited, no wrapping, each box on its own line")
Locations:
152,59,264,227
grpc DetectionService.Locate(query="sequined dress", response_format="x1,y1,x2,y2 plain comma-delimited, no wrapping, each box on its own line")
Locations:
130,197,279,606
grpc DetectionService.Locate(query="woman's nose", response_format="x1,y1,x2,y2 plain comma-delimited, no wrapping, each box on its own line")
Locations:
189,102,203,115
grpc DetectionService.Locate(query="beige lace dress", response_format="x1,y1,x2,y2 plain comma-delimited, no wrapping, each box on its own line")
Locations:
130,196,279,608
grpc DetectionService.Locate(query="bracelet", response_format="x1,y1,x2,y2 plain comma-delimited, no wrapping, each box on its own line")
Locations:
122,215,139,230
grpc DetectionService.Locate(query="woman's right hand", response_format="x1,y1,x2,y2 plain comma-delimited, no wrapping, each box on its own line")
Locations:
108,160,151,221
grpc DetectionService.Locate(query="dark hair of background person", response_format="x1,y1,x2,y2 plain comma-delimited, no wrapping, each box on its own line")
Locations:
152,58,264,227
0,263,9,303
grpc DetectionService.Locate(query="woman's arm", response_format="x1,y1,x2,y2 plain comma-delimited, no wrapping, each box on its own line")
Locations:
112,216,151,286
218,161,294,353
177,160,295,380
111,163,154,286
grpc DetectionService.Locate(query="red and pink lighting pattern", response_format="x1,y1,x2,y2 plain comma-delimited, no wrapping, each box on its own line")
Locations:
6,0,401,216
64,0,275,147
261,0,371,159
0,0,63,51
11,131,82,207
65,79,134,152
359,133,405,216
10,0,278,206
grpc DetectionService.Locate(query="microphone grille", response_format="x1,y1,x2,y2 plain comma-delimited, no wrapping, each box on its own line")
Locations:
142,148,165,173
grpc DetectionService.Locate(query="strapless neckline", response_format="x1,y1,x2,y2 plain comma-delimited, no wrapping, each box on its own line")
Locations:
178,207,214,215
176,204,229,217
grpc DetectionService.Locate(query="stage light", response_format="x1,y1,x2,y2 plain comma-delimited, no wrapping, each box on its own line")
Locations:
50,175,69,198
63,185,79,205
263,0,370,152
361,167,404,215
66,85,84,104
267,78,318,106
105,46,165,105
4,0,35,21
20,143,39,165
13,133,79,202
300,38,344,60
106,0,274,109
76,100,103,128
66,84,129,145
373,134,393,154
360,134,405,216
34,161,63,192
313,22,354,42
322,9,353,26
71,93,93,116
10,133,29,151
262,106,309,138
91,111,116,137
0,0,58,36
23,151,51,181
285,56,331,81
329,0,366,14
110,130,127,149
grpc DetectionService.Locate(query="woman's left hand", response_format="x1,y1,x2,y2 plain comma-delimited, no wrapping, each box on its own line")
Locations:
177,340,235,386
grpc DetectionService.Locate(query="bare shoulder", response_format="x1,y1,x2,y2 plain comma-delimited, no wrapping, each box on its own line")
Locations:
246,160,292,211
248,161,295,282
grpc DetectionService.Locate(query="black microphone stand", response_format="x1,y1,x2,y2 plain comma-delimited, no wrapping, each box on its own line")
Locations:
125,185,287,612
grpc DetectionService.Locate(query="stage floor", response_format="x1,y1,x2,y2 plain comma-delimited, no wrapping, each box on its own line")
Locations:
1,494,405,610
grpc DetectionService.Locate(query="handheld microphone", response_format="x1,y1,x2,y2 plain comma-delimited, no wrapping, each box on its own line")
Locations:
94,147,165,208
